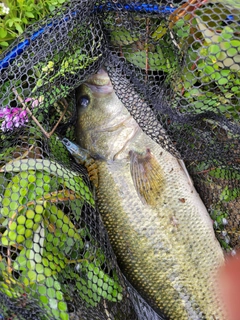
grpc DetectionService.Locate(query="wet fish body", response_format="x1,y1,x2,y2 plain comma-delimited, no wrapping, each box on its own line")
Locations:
74,70,226,320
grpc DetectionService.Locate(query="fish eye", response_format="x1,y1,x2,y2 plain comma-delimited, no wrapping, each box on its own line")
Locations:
79,95,90,108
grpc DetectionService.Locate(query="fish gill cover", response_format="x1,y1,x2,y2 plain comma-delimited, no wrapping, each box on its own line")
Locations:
0,0,239,319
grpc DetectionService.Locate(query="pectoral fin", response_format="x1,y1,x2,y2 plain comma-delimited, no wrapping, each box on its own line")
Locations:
84,157,99,188
129,149,164,207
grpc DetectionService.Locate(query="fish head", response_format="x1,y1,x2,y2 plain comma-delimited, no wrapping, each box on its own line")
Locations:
77,69,117,127
76,69,138,160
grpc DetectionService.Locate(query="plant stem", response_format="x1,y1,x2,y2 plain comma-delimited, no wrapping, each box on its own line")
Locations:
47,98,68,138
12,89,68,139
12,88,49,138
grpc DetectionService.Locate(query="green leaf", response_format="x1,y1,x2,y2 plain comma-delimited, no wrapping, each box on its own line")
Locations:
220,26,234,40
69,198,84,221
208,44,220,54
218,77,228,85
15,23,24,34
21,17,28,24
230,40,240,47
220,186,240,202
44,203,83,253
32,277,69,320
0,41,9,47
58,301,67,311
124,49,175,72
3,158,75,178
49,134,70,165
0,28,7,38
111,27,138,46
25,12,35,18
7,20,14,28
13,248,27,270
151,22,167,40
196,17,219,44
2,159,94,205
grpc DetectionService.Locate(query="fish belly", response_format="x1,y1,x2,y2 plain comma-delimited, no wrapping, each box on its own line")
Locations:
96,132,225,320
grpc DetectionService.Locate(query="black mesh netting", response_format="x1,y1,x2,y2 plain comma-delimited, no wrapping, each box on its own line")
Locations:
0,0,239,319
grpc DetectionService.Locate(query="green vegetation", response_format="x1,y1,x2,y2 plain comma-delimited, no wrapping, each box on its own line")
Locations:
109,4,240,120
177,11,240,120
0,0,68,53
0,80,122,319
1,1,238,120
189,160,240,252
0,4,239,314
0,156,122,319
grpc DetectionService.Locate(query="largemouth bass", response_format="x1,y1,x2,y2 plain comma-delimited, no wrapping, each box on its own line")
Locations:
73,69,226,320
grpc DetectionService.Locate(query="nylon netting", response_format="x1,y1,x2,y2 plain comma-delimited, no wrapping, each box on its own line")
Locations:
0,0,239,319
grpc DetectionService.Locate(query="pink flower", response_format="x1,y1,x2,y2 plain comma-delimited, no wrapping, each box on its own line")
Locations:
24,97,41,108
0,107,28,132
0,96,43,132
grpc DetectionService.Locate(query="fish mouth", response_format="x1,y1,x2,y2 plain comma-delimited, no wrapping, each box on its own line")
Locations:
85,69,113,94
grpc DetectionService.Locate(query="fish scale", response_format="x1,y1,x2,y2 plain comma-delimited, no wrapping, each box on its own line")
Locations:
74,69,227,320
95,139,223,319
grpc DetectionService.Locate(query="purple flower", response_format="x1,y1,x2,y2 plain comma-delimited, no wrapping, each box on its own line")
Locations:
0,96,44,132
0,107,28,132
